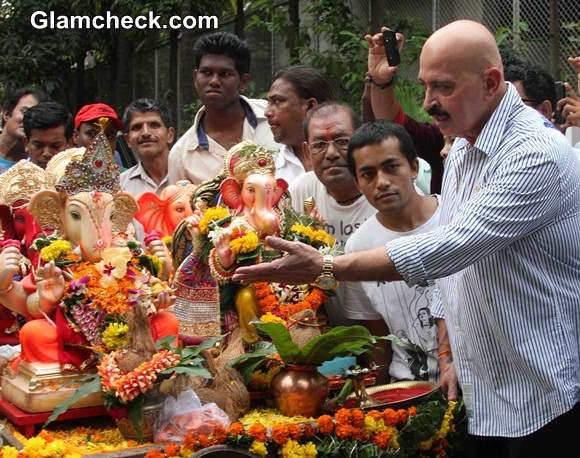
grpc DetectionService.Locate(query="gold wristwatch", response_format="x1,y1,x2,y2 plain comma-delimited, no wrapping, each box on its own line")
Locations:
313,254,338,290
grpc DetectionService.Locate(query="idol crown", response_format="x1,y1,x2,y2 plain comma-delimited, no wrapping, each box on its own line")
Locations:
56,131,120,195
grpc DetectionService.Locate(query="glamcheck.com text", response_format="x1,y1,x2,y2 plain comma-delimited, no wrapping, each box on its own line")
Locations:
30,11,218,30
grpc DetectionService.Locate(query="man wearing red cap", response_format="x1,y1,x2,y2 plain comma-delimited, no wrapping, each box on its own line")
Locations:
73,102,123,153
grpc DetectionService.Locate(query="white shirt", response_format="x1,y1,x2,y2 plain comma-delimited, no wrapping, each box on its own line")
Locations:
274,144,306,185
168,96,280,185
343,200,441,382
387,83,580,436
289,171,376,325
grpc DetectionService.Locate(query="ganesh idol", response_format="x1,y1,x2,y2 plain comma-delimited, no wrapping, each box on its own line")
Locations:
0,133,179,413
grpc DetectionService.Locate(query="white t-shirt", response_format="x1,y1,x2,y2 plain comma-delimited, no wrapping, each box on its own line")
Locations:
289,171,377,325
289,171,376,249
343,197,441,382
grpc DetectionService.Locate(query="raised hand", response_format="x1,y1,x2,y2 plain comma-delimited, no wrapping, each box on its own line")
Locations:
365,27,405,85
154,290,176,310
147,238,173,280
215,230,235,270
36,261,65,308
185,210,203,238
0,246,22,294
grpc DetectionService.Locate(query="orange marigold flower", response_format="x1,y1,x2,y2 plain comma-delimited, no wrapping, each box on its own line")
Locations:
271,423,290,445
396,409,409,427
303,423,316,438
372,430,392,449
248,422,267,442
145,451,165,458
38,430,54,442
212,425,228,443
164,444,180,456
317,415,334,435
335,408,352,426
383,408,398,426
288,423,302,440
408,406,417,417
198,433,211,448
351,426,367,441
335,423,354,440
183,432,198,451
351,408,365,428
367,410,383,421
229,422,245,436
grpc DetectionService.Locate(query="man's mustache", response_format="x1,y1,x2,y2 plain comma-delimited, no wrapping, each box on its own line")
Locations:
427,105,449,117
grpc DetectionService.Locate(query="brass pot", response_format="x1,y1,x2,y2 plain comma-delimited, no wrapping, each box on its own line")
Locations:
271,365,328,417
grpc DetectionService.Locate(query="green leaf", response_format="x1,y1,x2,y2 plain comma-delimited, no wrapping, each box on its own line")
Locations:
296,326,377,366
230,341,277,382
155,335,177,350
255,323,377,366
128,395,145,441
44,374,101,427
253,322,300,362
163,366,212,378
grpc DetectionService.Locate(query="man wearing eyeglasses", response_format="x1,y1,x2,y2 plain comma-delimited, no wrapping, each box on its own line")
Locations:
289,102,376,326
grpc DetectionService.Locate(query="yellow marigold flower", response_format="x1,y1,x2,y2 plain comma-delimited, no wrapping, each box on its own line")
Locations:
150,255,164,277
249,440,268,457
45,439,67,457
64,454,83,458
312,229,335,247
23,436,47,456
260,312,286,325
363,415,386,435
0,446,19,458
230,231,259,255
281,439,317,458
419,439,433,451
40,240,72,262
102,322,129,351
198,207,229,234
162,235,173,246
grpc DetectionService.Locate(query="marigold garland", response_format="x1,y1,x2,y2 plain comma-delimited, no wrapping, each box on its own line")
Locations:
253,282,326,320
98,349,180,403
142,403,459,458
40,240,73,262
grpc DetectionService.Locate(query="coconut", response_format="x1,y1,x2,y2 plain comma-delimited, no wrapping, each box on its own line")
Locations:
288,309,321,348
116,302,157,373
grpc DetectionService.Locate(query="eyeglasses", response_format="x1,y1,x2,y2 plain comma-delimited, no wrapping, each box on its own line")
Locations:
310,137,350,155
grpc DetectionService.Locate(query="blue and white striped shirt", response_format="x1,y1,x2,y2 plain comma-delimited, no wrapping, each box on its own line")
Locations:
387,83,580,437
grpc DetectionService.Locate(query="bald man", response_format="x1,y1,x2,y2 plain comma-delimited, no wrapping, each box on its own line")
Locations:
234,20,579,456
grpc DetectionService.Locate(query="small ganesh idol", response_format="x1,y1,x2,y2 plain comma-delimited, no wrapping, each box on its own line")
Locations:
0,133,179,413
172,140,336,345
134,180,197,238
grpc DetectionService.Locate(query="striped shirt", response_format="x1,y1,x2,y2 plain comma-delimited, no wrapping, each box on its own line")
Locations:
386,83,580,437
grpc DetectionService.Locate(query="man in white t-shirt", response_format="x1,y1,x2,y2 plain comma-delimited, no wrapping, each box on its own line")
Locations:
342,121,451,384
290,102,377,326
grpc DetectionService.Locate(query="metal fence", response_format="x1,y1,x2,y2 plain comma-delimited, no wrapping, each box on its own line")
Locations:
357,0,578,83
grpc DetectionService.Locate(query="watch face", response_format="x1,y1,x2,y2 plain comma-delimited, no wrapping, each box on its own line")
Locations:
317,276,337,290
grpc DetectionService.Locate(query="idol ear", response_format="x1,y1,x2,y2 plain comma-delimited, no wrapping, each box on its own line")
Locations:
112,192,138,233
273,178,289,205
220,178,242,210
28,190,64,234
135,192,169,235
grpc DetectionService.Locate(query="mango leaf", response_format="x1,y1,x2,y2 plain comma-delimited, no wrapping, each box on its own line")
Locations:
230,341,277,382
128,394,144,441
44,374,101,427
155,335,177,350
181,335,224,358
296,325,378,366
162,366,212,378
253,322,300,362
255,323,378,366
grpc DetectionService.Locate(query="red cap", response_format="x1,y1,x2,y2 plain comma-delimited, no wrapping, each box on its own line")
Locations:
74,103,123,131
